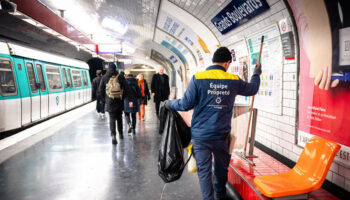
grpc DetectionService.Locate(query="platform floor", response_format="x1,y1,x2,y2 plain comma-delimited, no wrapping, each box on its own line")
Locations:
0,102,202,200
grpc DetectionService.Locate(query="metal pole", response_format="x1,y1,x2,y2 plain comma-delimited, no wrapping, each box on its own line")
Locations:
243,36,264,156
248,108,258,157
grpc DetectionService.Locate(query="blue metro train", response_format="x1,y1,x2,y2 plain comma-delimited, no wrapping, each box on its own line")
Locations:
0,40,91,133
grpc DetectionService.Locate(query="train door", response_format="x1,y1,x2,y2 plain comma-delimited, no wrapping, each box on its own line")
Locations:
24,59,40,122
62,67,73,110
34,61,49,119
85,71,92,101
67,68,75,109
82,70,88,103
45,64,64,115
72,69,83,106
12,57,31,126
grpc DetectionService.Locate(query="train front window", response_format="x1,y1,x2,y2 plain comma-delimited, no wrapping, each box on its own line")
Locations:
45,65,63,91
72,70,82,88
26,63,37,93
36,64,46,92
0,59,17,96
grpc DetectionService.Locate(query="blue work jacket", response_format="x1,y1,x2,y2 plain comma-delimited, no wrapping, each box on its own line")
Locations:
169,65,260,140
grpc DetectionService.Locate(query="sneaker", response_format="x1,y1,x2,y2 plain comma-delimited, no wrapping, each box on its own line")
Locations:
101,113,105,119
97,112,101,118
141,117,145,121
128,127,132,133
112,135,117,145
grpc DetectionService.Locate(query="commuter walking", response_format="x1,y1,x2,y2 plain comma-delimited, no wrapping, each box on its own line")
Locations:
137,73,150,120
98,63,127,145
124,74,141,135
164,47,261,200
151,67,170,117
92,70,105,118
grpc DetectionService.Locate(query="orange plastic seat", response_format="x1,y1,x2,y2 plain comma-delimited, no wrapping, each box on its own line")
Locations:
254,136,340,198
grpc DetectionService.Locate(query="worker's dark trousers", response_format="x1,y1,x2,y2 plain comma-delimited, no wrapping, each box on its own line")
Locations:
192,137,231,200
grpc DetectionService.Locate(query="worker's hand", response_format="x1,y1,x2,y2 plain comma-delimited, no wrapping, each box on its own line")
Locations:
129,102,133,108
314,65,339,90
253,64,262,76
152,93,155,96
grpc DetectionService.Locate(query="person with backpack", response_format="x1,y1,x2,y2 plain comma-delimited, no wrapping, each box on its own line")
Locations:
98,63,127,145
124,74,141,135
137,73,151,120
92,70,105,118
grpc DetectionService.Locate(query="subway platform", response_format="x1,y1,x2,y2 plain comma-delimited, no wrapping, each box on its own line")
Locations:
0,102,202,200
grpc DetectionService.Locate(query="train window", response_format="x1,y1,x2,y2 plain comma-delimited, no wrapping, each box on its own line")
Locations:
67,68,73,88
85,71,89,86
0,58,17,96
17,64,22,70
72,70,82,88
85,71,90,86
45,65,63,91
26,63,37,93
36,64,46,92
83,71,88,86
62,68,69,89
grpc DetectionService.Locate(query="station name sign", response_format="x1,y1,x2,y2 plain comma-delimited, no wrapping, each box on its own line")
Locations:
211,0,270,35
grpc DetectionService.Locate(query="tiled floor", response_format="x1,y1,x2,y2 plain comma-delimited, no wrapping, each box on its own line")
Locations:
0,103,202,200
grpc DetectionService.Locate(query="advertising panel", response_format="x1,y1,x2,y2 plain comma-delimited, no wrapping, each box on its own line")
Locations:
228,40,251,105
157,11,212,71
288,0,350,165
247,25,283,115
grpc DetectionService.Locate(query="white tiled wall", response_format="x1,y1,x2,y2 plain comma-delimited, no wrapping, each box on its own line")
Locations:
217,0,350,192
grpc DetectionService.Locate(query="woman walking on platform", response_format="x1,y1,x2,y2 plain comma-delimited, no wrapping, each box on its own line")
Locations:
137,74,150,120
124,74,141,135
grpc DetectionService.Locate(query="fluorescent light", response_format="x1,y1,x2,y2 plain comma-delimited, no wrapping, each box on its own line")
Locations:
23,18,37,26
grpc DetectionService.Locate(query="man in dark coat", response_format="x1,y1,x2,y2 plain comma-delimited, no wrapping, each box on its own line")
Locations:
98,63,127,145
151,67,170,116
92,70,105,118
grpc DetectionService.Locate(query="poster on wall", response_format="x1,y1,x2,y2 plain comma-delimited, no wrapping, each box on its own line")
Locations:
288,0,350,166
157,11,212,71
247,25,283,115
154,28,197,78
228,40,251,105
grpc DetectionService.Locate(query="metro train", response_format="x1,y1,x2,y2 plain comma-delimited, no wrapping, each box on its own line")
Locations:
0,40,91,133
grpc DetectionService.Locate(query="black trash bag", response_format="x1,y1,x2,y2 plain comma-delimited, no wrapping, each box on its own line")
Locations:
159,101,191,148
173,111,191,148
158,110,185,183
159,101,168,134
